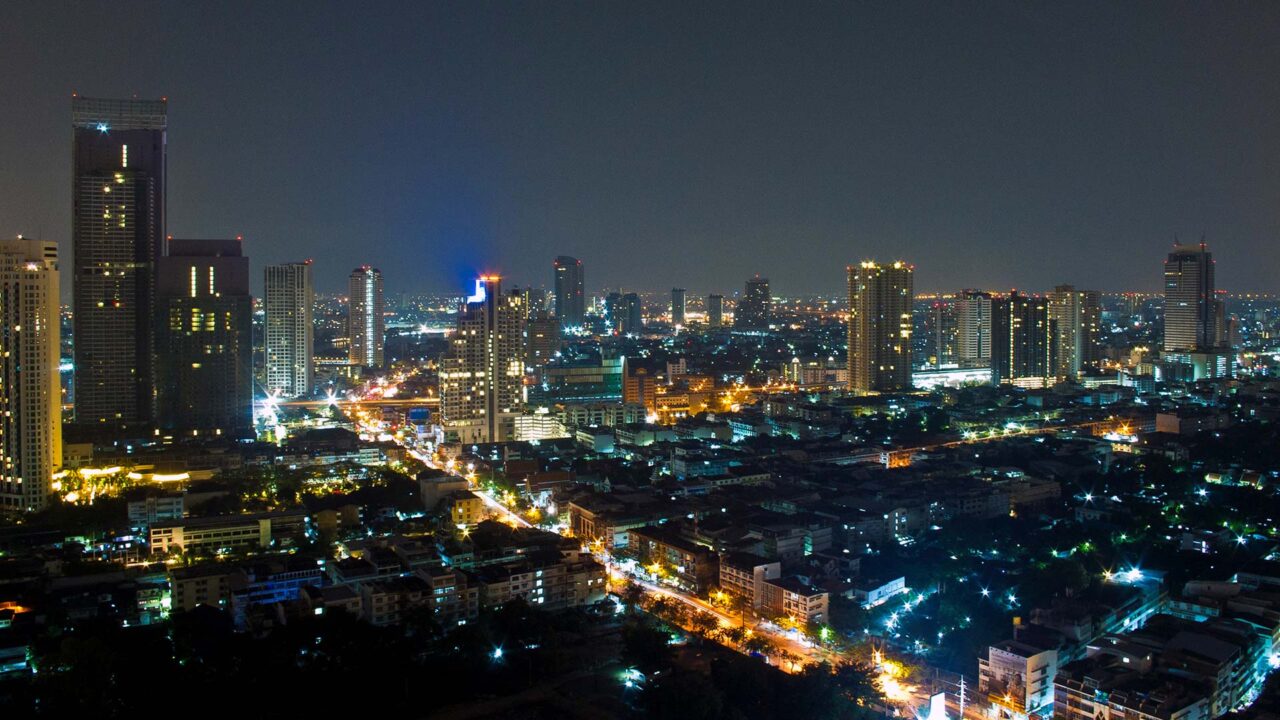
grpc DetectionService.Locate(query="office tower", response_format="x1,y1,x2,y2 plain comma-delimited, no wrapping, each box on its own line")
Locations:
0,238,61,512
671,288,686,327
956,290,993,366
847,261,914,393
1163,243,1218,352
525,311,561,368
156,239,252,436
553,256,585,328
348,266,384,368
605,292,624,333
621,293,643,334
439,276,525,443
992,291,1055,387
513,286,550,319
264,262,314,398
919,299,957,367
735,275,771,329
707,294,724,328
72,96,167,426
1048,285,1101,380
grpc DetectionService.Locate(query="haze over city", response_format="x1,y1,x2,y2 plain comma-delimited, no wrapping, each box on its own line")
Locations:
2,1,1279,294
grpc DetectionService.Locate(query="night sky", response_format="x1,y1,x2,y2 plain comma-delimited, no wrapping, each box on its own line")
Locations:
2,1,1278,297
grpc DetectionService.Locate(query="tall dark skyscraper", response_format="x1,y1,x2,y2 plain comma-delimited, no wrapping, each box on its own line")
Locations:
155,238,252,437
847,261,914,393
71,96,168,427
620,292,643,335
1163,243,1218,353
735,275,771,329
992,291,1055,387
671,287,686,327
707,294,724,328
553,255,585,329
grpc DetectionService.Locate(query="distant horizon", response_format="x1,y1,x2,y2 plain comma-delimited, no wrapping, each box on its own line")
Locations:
5,3,1279,299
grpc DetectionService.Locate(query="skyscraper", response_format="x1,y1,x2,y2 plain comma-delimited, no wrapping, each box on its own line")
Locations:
1163,243,1218,352
0,238,61,512
671,288,686,327
348,266,385,368
439,276,525,443
553,256,585,329
621,293,643,335
735,275,771,329
992,291,1055,387
1048,285,1101,380
707,294,724,328
156,239,252,436
605,292,624,333
72,96,167,427
524,311,561,368
847,261,914,393
956,290,993,367
265,262,314,398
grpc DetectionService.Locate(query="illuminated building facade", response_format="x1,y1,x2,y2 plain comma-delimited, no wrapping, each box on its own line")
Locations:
992,291,1055,387
847,261,914,393
553,255,585,328
0,238,61,512
439,276,525,443
956,289,993,366
71,96,167,427
264,261,314,398
156,239,252,437
735,275,771,329
347,265,384,368
1048,285,1101,380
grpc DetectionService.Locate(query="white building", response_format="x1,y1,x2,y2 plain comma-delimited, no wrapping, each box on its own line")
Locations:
347,265,384,368
0,238,61,512
978,640,1059,720
264,262,314,398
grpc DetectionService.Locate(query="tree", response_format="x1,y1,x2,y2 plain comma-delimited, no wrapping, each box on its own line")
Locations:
622,621,672,674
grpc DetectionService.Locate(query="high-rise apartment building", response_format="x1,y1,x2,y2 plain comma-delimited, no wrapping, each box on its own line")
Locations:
264,262,314,398
671,288,686,327
707,294,724,328
156,239,252,436
1163,243,1218,352
847,261,914,393
921,299,957,367
735,275,771,329
553,256,585,329
621,293,643,335
992,291,1055,387
956,290,993,367
439,276,525,443
524,311,561,368
348,266,384,368
0,238,61,512
72,96,167,427
1048,285,1101,380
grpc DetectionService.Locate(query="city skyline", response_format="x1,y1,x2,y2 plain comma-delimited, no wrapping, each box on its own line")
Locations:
2,3,1279,296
